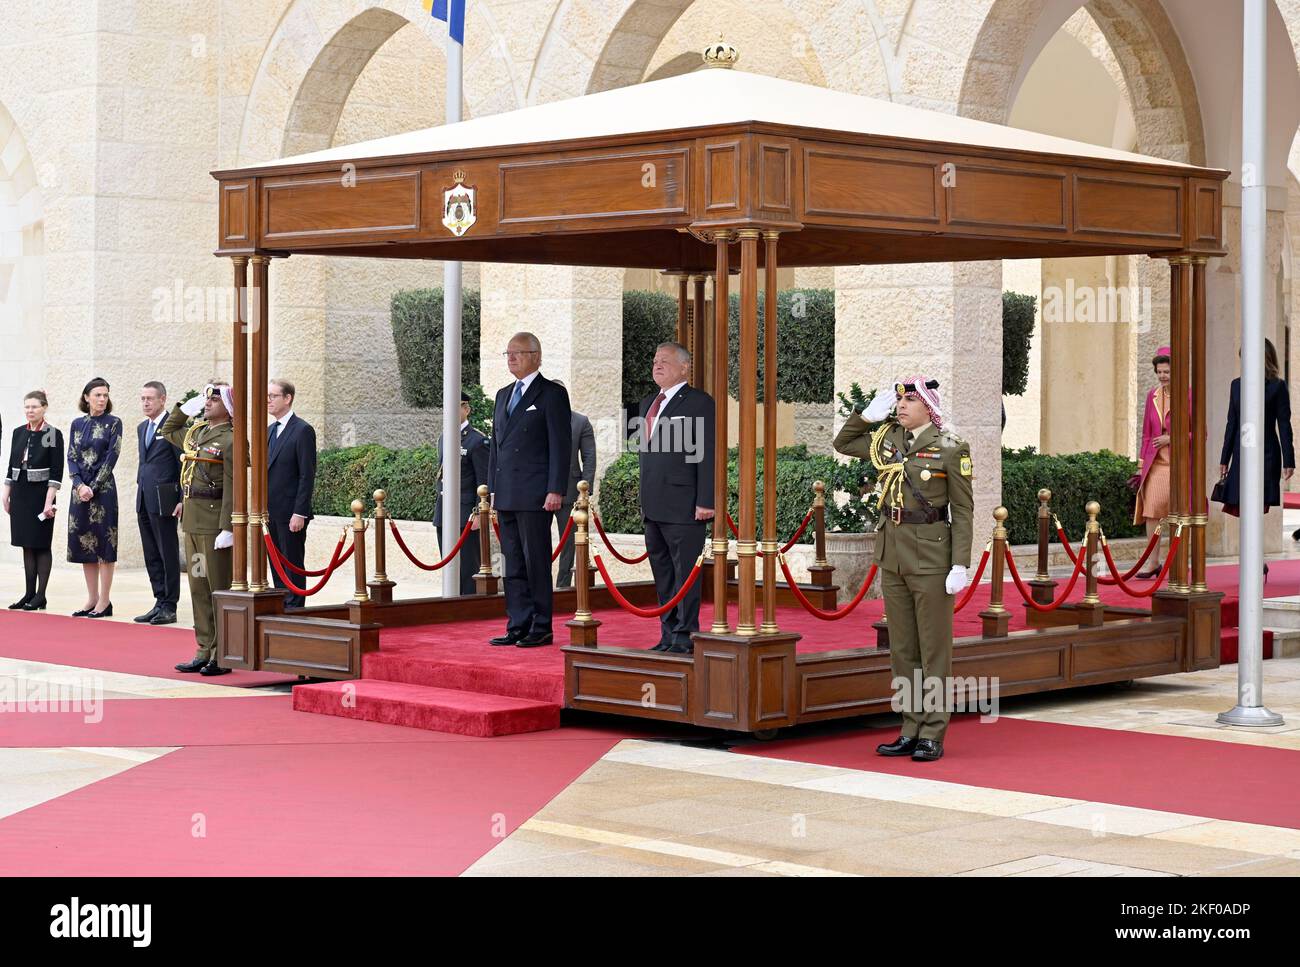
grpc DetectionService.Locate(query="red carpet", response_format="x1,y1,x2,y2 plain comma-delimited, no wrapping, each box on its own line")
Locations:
293,679,561,736
1284,492,1300,509
0,612,293,686
742,715,1300,830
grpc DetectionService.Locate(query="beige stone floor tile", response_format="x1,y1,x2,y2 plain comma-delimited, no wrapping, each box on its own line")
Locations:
690,866,784,876
463,843,732,877
0,746,175,820
1186,856,1300,876
1053,834,1266,876
1018,802,1214,837
593,796,797,838
793,769,953,803
1148,819,1300,857
807,798,1002,835
1135,723,1300,750
956,854,1174,876
903,784,1083,817
465,828,601,871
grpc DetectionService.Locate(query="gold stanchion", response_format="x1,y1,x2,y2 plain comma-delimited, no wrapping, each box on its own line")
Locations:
1077,500,1106,627
980,507,1010,638
473,484,498,595
566,480,600,646
806,480,835,590
368,488,395,603
350,498,369,604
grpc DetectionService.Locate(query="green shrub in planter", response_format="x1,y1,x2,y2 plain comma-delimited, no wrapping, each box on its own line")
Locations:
1001,446,1141,545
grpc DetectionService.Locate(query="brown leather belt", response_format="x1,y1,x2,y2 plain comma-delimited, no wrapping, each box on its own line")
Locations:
886,505,946,525
183,486,221,500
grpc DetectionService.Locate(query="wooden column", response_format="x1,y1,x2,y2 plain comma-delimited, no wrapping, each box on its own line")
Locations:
711,233,732,633
1167,256,1190,592
249,255,270,592
691,275,707,389
761,231,780,633
735,229,760,636
675,274,688,347
230,256,249,591
1190,256,1208,592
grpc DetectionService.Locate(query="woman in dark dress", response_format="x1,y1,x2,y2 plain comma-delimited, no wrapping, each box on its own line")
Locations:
3,390,64,610
66,377,123,617
1217,339,1295,535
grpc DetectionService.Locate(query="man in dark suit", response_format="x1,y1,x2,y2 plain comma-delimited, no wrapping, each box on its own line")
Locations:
435,391,490,596
266,378,317,609
487,332,571,647
549,379,596,590
133,381,182,625
635,342,715,654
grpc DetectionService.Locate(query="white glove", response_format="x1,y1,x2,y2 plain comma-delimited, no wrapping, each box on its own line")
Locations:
945,564,968,596
214,529,234,550
180,395,205,417
863,387,895,423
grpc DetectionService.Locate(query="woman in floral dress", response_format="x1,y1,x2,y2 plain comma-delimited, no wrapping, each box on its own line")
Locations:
67,377,123,617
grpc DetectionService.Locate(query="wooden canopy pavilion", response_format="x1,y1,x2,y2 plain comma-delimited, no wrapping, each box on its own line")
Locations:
210,44,1226,735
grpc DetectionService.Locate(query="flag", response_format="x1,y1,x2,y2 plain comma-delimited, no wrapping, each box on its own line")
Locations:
422,0,465,44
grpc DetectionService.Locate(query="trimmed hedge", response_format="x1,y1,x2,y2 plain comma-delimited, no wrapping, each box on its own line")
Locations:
391,288,482,409
313,445,440,522
1001,446,1141,545
727,288,835,404
1003,291,1036,398
622,290,679,413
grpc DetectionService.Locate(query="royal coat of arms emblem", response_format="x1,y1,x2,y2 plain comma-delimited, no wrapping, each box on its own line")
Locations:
442,168,476,236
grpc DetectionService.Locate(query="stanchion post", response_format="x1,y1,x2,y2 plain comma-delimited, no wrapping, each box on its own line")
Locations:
368,488,396,604
980,507,1010,638
472,484,499,596
566,480,600,646
350,498,369,605
806,480,835,590
1029,488,1057,605
1079,499,1105,627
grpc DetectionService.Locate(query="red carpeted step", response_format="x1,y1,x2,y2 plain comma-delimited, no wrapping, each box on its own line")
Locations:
1220,598,1239,629
1220,628,1273,665
292,679,560,737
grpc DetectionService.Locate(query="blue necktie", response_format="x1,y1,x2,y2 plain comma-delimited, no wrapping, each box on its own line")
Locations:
144,420,155,449
507,380,524,417
268,421,280,456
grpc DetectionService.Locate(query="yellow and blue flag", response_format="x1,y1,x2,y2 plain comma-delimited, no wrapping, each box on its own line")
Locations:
422,0,465,45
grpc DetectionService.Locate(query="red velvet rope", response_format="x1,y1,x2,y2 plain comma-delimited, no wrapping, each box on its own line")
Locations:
552,513,575,563
1004,543,1088,612
1056,524,1161,585
267,534,349,577
264,533,352,597
1100,533,1182,598
725,508,816,556
593,553,702,618
390,516,475,571
778,554,877,621
953,548,990,613
591,512,650,564
491,517,503,544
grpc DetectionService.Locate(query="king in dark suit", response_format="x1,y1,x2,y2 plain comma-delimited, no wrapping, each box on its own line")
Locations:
134,381,182,625
487,332,572,647
636,343,715,654
434,391,490,596
266,378,317,609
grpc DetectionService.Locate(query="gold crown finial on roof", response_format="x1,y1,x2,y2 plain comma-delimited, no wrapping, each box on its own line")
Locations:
702,35,738,69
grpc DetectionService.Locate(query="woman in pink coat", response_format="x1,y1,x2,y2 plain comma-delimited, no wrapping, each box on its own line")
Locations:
1133,348,1172,577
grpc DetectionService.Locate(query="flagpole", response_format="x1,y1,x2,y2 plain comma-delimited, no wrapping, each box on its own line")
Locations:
440,7,464,598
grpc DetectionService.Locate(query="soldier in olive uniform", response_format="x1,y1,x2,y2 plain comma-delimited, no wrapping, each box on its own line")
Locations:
160,384,237,676
834,377,973,761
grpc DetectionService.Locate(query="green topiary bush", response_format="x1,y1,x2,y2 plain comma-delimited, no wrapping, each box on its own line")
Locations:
313,444,441,521
1001,445,1141,545
1002,291,1036,398
391,288,482,409
726,288,835,404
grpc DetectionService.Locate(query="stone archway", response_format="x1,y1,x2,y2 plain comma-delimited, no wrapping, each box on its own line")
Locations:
0,101,44,449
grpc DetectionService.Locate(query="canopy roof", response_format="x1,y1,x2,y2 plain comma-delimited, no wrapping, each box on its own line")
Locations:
213,62,1228,269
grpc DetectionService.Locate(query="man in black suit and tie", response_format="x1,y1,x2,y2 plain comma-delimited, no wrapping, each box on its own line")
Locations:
134,381,182,625
435,391,490,596
266,378,317,609
636,343,715,654
487,332,571,647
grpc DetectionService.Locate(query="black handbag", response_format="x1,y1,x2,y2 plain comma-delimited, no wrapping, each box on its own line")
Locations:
1210,470,1229,505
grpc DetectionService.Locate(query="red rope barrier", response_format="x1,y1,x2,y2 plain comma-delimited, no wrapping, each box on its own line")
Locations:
725,508,816,556
390,516,474,571
591,512,650,564
1004,544,1088,612
268,534,349,577
1100,533,1182,598
593,554,701,618
552,513,575,563
264,533,353,597
491,517,502,544
953,548,990,613
1056,524,1161,585
777,554,877,621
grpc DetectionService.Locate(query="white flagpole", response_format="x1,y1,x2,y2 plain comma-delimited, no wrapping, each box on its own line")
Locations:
441,13,464,598
1219,0,1283,726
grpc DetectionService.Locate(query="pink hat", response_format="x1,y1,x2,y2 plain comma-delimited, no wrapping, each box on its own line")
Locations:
897,375,942,429
1157,345,1171,357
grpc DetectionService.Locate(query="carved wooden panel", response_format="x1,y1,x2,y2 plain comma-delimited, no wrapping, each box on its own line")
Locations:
566,652,691,720
220,182,252,249
1074,175,1181,239
755,140,794,218
946,165,1067,232
499,148,689,226
699,647,739,724
702,140,742,215
803,147,938,223
262,168,422,244
1193,179,1222,247
260,619,359,677
1072,630,1179,680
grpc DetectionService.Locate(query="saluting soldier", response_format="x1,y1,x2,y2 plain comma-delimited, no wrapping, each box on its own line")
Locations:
161,383,237,677
834,376,973,761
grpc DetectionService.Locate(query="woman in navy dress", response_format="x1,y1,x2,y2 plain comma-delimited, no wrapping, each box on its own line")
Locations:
66,377,123,617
